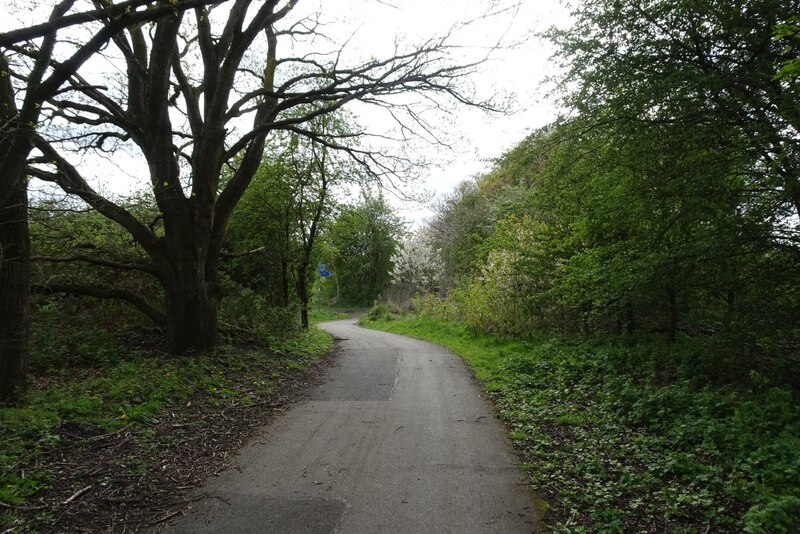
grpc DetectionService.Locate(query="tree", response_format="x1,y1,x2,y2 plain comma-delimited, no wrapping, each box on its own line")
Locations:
539,0,800,338
550,0,800,226
388,228,443,304
416,107,799,341
18,0,498,356
0,0,226,402
323,194,404,306
428,179,493,289
228,111,364,328
224,155,296,308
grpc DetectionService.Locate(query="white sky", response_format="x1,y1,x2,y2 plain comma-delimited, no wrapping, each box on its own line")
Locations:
4,0,572,226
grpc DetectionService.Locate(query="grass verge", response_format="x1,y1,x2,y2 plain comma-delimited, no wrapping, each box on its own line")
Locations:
361,314,800,534
308,307,366,325
0,328,332,532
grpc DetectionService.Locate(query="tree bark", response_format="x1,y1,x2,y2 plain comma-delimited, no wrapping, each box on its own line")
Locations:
0,181,30,403
0,52,31,403
297,263,310,330
163,266,219,353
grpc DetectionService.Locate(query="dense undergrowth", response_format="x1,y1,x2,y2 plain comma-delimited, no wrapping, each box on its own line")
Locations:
308,308,363,324
362,312,800,533
0,297,334,529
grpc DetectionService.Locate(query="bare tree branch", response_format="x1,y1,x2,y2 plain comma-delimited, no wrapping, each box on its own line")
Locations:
31,254,159,276
31,283,166,325
0,0,227,48
29,135,162,258
219,246,266,259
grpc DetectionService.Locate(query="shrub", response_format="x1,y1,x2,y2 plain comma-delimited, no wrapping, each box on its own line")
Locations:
365,302,403,322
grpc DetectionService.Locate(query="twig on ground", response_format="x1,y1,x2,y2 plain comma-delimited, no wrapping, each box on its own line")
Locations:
148,510,181,526
62,485,92,505
51,425,133,453
212,463,230,476
167,493,209,507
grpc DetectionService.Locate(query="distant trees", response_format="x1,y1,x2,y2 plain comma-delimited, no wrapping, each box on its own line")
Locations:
227,111,365,328
428,180,492,288
388,229,443,304
322,195,404,307
405,0,800,353
417,116,800,343
225,155,297,309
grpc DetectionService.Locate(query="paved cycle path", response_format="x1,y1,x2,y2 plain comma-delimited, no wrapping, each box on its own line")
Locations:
163,319,539,533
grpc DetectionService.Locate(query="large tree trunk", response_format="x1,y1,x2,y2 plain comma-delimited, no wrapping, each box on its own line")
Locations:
162,261,219,353
0,181,30,402
0,51,31,403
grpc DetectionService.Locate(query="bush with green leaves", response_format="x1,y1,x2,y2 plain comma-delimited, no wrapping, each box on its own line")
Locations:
365,302,404,322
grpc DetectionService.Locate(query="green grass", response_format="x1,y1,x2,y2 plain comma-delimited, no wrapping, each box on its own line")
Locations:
361,314,800,533
267,327,333,359
308,307,366,325
0,327,332,515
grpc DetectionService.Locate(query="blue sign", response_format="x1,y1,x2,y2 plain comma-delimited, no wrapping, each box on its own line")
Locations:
318,264,331,278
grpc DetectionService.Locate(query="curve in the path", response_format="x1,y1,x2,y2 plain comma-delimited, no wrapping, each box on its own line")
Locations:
162,319,540,533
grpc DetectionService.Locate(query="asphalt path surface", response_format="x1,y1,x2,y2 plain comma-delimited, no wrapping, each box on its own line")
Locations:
161,319,539,533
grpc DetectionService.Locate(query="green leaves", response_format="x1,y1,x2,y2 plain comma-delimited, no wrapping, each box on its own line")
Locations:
773,16,800,81
321,194,404,306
